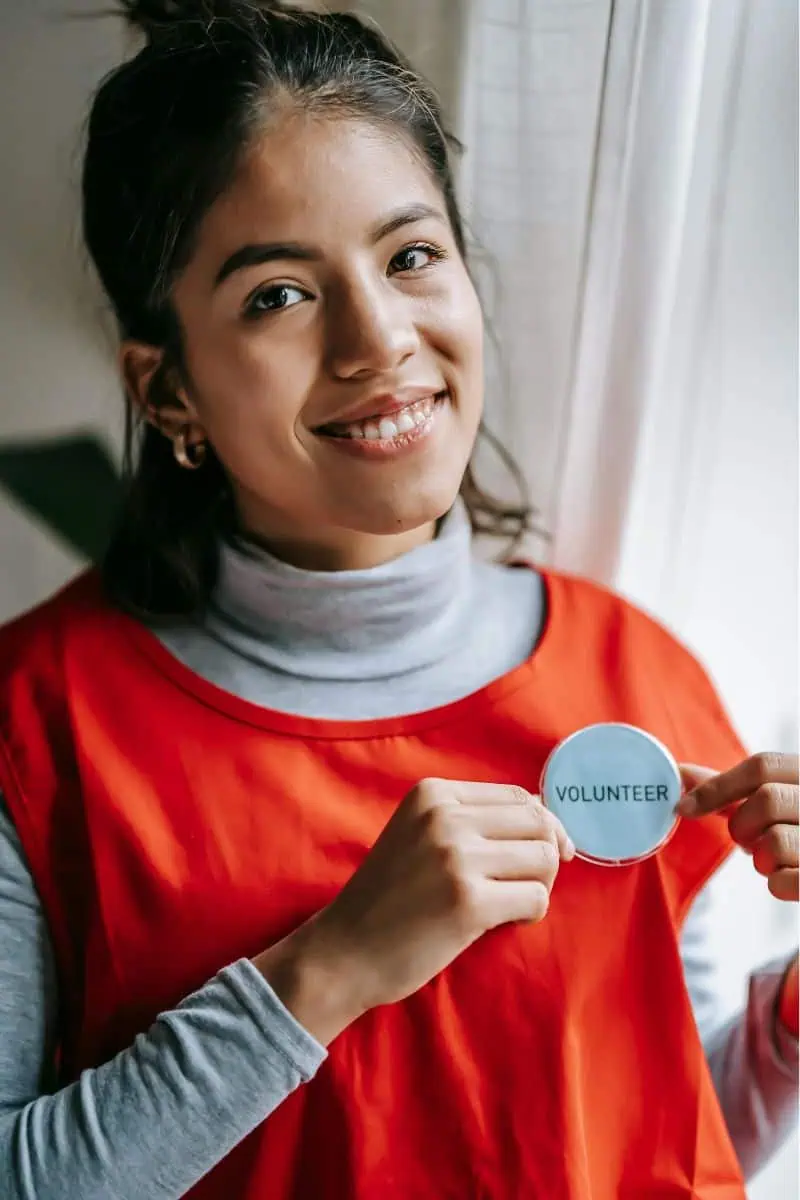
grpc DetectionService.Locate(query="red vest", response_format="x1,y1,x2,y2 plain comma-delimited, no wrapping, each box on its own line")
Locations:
0,568,748,1198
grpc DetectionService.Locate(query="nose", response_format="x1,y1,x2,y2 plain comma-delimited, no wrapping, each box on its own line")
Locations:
326,278,420,380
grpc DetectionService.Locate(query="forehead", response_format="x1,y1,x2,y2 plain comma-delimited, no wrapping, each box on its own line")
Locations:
198,115,446,253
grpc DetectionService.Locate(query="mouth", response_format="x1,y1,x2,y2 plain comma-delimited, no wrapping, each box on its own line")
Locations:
317,391,449,444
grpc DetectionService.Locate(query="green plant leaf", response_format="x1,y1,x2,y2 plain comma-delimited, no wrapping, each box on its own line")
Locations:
0,433,122,562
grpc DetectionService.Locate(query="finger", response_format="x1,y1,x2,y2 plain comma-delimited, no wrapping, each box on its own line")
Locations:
444,780,537,806
442,780,576,860
417,779,546,829
465,804,575,861
751,824,799,877
677,754,799,817
540,810,575,862
679,764,717,792
479,838,561,884
540,811,575,862
768,868,799,903
480,878,553,928
729,783,799,846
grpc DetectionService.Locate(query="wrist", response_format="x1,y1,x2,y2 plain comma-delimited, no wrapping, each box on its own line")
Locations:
252,911,369,1047
777,954,799,1040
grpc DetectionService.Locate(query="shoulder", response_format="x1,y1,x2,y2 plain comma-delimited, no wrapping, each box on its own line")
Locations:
540,566,746,765
0,571,140,840
0,570,112,695
543,566,711,683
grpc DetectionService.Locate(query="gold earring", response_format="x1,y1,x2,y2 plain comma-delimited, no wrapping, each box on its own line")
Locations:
173,429,207,470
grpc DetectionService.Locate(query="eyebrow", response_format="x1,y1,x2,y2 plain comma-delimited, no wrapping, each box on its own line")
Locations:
213,202,447,288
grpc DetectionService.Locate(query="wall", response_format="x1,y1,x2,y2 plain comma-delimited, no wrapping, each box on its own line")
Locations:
0,1,123,621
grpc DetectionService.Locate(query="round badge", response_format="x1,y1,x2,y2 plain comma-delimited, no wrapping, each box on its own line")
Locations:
540,723,681,865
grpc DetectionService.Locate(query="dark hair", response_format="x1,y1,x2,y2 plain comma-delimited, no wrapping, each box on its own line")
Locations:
84,0,535,618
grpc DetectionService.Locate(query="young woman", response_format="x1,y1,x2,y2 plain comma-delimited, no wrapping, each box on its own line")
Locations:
0,3,797,1197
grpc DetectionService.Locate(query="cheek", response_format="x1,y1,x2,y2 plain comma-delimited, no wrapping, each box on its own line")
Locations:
463,294,485,375
187,334,311,452
433,272,483,361
435,282,484,407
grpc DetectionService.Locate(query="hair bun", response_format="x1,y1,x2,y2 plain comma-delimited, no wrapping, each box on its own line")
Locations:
120,0,286,41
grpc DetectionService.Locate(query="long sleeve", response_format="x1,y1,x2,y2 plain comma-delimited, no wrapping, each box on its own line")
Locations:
680,884,798,1179
0,797,326,1200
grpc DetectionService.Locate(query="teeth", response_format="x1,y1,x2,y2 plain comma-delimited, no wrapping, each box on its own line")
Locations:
333,393,443,440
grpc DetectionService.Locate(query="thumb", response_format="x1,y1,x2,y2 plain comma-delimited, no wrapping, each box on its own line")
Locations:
678,763,717,793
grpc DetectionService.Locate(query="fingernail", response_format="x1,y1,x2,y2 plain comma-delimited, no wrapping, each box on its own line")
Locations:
565,837,576,859
677,791,698,817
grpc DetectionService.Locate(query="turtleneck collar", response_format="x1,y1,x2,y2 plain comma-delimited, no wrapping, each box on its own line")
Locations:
205,501,474,681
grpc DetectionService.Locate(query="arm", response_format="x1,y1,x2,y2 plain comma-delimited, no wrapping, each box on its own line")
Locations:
680,883,798,1180
0,797,328,1200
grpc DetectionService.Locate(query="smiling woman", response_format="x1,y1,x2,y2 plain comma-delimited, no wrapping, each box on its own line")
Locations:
83,2,528,607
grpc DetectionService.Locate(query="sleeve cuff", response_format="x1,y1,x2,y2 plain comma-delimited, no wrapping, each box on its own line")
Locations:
219,958,328,1081
774,954,799,1063
757,953,800,1077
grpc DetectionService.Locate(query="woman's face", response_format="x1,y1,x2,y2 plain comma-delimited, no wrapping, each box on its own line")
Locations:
145,115,484,569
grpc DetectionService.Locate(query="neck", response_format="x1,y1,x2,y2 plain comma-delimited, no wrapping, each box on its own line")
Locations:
234,497,440,572
210,501,473,679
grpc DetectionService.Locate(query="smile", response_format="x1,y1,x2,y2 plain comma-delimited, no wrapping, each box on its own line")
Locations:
316,391,449,459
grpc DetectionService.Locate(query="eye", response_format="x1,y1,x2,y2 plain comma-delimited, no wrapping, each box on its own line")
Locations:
389,243,447,275
243,283,309,318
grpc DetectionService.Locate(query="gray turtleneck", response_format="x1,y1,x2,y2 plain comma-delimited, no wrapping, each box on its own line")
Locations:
0,505,796,1200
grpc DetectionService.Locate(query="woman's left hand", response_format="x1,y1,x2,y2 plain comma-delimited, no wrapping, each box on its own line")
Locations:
678,753,799,901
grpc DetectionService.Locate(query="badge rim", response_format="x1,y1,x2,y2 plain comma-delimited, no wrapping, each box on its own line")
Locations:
539,722,682,867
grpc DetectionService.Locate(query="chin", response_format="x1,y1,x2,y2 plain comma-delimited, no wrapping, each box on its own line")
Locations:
346,479,463,537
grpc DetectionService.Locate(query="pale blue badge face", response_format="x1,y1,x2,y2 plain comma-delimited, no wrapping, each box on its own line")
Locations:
540,723,681,865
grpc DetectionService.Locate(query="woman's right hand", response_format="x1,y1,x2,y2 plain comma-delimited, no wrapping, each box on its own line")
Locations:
255,779,574,1044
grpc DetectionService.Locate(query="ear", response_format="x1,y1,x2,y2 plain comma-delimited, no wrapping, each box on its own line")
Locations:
119,340,206,443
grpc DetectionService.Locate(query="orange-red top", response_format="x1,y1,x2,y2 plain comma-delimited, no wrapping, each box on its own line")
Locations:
0,568,748,1198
